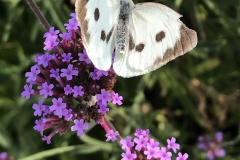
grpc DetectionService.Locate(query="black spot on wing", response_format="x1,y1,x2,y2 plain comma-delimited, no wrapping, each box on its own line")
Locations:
106,27,114,43
156,31,165,42
101,30,106,41
94,8,100,21
135,43,145,52
129,32,135,51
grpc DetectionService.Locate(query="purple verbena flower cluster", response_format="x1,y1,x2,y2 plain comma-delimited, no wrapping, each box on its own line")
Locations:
0,152,14,160
21,13,123,144
198,131,225,160
119,129,188,160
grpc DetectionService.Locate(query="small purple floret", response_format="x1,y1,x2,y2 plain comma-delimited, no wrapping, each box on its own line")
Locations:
78,50,91,64
167,137,180,153
176,152,189,160
50,68,60,78
120,136,134,151
106,129,119,142
62,53,73,62
32,99,46,116
25,65,40,84
60,64,78,80
43,37,59,50
71,119,88,136
98,105,109,114
49,98,67,118
121,150,137,160
96,89,112,106
21,84,34,99
43,27,59,39
39,82,54,98
112,93,123,105
64,85,72,95
72,86,84,97
64,19,78,31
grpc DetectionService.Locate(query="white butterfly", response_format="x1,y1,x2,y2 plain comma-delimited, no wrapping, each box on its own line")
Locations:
75,0,197,78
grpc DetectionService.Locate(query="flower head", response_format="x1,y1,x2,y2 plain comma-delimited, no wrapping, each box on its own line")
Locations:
21,13,121,144
0,152,14,160
198,131,225,160
119,129,186,160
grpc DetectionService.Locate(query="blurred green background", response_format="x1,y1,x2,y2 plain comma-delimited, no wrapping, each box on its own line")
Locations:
0,0,240,159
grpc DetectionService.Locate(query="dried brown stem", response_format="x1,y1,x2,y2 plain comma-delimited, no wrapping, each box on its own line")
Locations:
26,0,50,31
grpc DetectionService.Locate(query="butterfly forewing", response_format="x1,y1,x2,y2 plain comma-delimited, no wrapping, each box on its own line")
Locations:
113,3,197,77
75,0,120,70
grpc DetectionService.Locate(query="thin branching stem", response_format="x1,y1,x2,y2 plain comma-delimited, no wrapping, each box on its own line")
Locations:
26,0,63,53
26,0,50,31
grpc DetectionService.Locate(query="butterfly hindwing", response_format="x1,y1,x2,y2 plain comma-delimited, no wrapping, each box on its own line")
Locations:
75,0,120,70
113,3,197,77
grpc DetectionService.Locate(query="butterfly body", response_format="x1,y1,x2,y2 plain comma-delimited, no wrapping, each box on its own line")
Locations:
75,0,197,77
116,0,133,55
